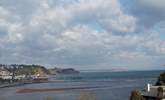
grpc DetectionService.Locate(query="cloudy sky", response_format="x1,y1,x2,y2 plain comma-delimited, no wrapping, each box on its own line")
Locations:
0,0,165,70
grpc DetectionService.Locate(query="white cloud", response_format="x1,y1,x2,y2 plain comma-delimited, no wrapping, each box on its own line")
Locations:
0,0,164,69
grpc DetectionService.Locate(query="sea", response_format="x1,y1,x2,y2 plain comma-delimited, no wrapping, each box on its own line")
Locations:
0,70,164,100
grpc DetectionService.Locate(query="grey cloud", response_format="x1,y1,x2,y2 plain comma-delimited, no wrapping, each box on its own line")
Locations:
0,0,164,70
121,0,165,29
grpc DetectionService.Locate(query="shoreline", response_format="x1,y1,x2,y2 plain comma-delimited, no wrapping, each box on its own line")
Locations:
0,81,48,88
16,86,104,94
0,82,26,88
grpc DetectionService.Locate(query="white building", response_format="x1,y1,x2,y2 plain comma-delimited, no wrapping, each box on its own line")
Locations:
0,67,12,79
14,75,26,80
141,84,165,100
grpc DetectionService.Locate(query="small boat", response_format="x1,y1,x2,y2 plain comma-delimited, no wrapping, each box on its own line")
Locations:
32,77,48,83
22,74,49,83
32,74,48,83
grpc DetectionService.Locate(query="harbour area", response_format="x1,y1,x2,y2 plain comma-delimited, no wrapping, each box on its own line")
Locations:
0,64,79,88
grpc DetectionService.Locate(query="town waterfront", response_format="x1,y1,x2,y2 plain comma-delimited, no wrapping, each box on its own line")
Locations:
0,70,164,100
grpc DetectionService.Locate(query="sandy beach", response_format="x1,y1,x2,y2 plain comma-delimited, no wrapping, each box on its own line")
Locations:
16,86,103,93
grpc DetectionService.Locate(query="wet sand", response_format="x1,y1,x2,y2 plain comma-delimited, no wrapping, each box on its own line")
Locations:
16,86,103,94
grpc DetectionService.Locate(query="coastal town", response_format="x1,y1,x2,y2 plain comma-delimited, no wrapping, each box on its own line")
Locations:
0,64,164,100
0,64,79,87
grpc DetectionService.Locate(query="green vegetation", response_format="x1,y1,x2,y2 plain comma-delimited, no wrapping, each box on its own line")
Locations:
130,90,145,100
1,64,80,76
12,65,49,76
157,87,164,99
156,72,165,86
1,64,79,76
16,66,37,75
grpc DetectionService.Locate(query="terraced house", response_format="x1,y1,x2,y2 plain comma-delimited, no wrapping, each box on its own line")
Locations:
0,66,12,80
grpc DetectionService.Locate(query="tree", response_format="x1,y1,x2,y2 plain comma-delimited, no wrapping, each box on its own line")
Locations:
156,72,165,86
157,87,164,99
130,90,145,100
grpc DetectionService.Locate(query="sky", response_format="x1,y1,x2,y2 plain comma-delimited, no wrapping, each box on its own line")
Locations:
0,0,165,70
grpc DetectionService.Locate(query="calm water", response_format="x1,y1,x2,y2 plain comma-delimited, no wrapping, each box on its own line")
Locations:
0,70,164,100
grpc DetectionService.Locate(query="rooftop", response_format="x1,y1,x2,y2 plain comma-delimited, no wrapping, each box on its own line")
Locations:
141,85,165,98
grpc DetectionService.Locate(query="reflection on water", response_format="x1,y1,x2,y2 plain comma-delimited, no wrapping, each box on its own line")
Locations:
77,93,96,100
43,93,96,100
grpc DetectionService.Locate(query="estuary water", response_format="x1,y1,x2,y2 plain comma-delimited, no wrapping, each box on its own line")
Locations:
0,70,164,100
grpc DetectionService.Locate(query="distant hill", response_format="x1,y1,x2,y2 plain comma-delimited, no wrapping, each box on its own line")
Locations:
49,68,80,75
0,64,50,76
0,64,79,76
80,68,128,72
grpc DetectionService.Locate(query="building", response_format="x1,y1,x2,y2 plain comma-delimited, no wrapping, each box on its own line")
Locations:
141,84,165,100
0,67,12,79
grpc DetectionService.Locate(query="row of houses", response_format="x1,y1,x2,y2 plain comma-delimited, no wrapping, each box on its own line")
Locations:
0,65,49,83
0,67,26,80
0,66,12,79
